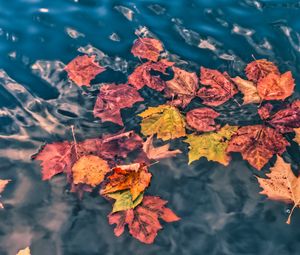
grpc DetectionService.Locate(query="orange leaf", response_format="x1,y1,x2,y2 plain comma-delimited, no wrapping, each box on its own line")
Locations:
0,179,10,209
257,71,295,101
131,38,163,62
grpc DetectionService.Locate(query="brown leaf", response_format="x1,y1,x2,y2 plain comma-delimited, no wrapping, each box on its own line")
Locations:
186,108,220,132
227,125,289,170
131,38,163,62
65,55,105,86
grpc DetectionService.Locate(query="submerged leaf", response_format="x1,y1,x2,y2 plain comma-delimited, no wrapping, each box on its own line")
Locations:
139,104,186,141
245,59,279,83
65,55,105,86
131,38,163,62
107,190,143,213
184,125,238,165
227,125,289,170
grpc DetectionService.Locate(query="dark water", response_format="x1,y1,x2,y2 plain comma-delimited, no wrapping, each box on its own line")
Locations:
1,0,300,254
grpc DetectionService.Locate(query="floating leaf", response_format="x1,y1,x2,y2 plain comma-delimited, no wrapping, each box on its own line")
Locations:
131,38,163,62
65,55,105,86
72,155,110,187
186,107,220,132
197,67,238,106
128,60,173,91
257,71,295,101
231,76,261,104
108,196,180,244
227,125,289,170
184,124,238,165
16,247,31,255
0,179,10,209
107,190,143,213
165,66,199,108
142,135,181,160
257,156,300,224
101,163,151,200
245,59,279,83
294,128,300,144
139,105,186,141
93,83,143,126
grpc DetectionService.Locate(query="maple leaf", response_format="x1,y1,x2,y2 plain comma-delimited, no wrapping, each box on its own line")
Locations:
107,190,143,213
72,155,110,187
108,196,180,244
65,55,105,86
165,66,199,108
139,104,186,141
294,128,300,144
101,163,151,200
131,38,163,62
231,76,261,104
128,60,173,91
0,179,10,209
93,83,143,126
227,125,289,170
186,107,220,132
184,124,238,165
245,59,280,83
197,67,238,106
257,156,300,224
258,101,300,133
257,71,295,101
142,135,182,160
16,247,31,255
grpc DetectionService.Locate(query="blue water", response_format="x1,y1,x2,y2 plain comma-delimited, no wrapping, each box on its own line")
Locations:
0,0,300,254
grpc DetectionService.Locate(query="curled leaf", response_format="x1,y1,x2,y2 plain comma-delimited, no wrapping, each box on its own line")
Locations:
131,38,163,62
245,59,279,83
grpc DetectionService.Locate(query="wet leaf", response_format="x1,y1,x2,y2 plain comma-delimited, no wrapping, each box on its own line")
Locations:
16,247,31,255
197,67,238,106
227,125,289,170
231,76,261,104
107,190,143,213
101,163,151,200
0,179,10,209
93,83,143,126
131,38,163,62
257,156,300,224
139,104,186,141
186,107,220,132
294,128,300,144
165,66,199,108
128,60,173,91
72,155,110,187
257,71,295,101
65,55,105,86
108,196,180,244
184,124,238,165
142,135,182,160
258,101,300,133
245,59,280,83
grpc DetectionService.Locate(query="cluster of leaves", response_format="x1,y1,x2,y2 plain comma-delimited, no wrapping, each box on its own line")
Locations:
33,37,300,244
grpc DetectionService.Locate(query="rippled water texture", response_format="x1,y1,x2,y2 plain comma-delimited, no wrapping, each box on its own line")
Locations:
1,0,300,254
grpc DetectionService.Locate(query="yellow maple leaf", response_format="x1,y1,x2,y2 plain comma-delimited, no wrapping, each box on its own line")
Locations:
139,104,186,141
184,125,238,165
107,190,143,213
257,156,300,224
72,155,110,187
16,247,31,255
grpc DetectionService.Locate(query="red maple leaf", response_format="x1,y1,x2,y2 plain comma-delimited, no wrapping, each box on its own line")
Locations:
131,38,163,62
186,108,220,132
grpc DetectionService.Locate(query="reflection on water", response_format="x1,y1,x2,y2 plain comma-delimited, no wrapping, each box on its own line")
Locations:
0,0,300,254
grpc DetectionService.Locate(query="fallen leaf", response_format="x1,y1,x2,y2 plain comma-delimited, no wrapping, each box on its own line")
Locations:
258,100,300,133
0,179,10,209
65,55,105,86
107,190,143,213
93,83,143,126
294,128,300,144
131,38,163,62
227,125,289,170
139,104,186,141
245,59,280,83
257,156,300,224
128,60,173,91
231,76,261,104
72,155,110,187
165,66,199,108
186,107,220,132
257,71,295,101
108,196,180,244
16,247,31,255
197,67,238,106
184,124,238,165
101,163,151,200
142,135,181,160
